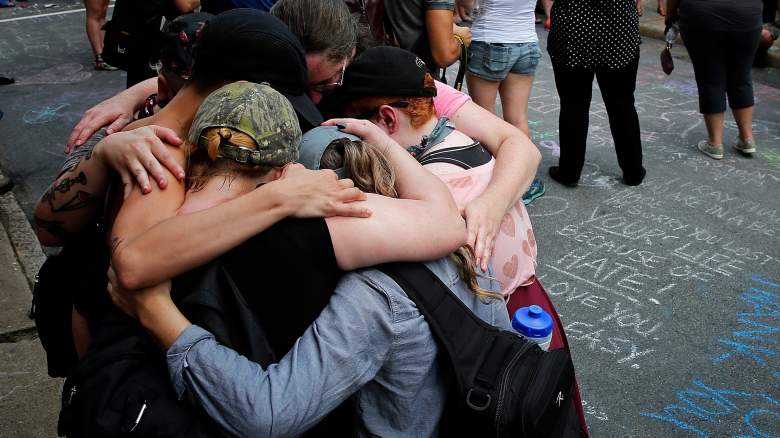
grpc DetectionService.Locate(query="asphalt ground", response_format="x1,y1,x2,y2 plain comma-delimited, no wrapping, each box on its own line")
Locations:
1,3,779,437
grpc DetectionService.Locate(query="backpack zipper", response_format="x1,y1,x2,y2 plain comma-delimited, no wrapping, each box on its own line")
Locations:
494,341,532,436
66,385,77,406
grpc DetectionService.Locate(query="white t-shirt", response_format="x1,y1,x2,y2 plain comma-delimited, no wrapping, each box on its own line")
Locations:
470,0,538,43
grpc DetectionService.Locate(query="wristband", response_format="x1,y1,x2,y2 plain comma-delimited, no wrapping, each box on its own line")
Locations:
452,34,465,47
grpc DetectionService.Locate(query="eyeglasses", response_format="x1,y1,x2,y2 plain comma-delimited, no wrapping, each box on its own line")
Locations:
353,100,410,120
308,60,347,93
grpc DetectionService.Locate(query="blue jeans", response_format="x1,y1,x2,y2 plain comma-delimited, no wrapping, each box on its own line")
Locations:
467,41,541,81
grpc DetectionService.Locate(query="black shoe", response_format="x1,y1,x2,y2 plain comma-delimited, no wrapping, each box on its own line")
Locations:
622,166,646,186
548,166,578,187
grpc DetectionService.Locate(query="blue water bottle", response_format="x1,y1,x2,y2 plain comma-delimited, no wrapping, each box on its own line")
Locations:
511,305,553,351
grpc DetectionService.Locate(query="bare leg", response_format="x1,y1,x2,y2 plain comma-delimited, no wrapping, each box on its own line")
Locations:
703,112,725,145
732,106,754,141
83,0,108,60
498,73,535,136
542,0,552,19
466,73,501,115
657,0,667,16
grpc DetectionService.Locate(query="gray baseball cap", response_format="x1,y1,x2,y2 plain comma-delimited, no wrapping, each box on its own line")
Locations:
298,126,360,176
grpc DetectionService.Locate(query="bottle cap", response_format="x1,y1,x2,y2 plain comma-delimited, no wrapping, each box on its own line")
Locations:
512,305,553,338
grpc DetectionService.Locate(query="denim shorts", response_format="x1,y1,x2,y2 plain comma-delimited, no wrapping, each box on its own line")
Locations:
467,41,542,81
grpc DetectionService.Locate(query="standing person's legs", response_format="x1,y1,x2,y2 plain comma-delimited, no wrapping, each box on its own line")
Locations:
466,41,508,116
499,74,535,135
680,26,729,157
466,75,501,115
733,107,754,146
595,57,645,185
703,112,725,145
83,0,114,69
499,42,541,136
550,61,594,186
658,0,667,16
725,28,762,154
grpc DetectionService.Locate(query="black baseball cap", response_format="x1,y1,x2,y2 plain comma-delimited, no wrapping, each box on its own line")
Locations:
191,9,323,127
157,12,213,80
337,46,437,98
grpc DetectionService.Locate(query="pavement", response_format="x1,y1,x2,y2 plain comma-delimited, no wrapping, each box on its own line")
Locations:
0,169,58,438
0,2,778,437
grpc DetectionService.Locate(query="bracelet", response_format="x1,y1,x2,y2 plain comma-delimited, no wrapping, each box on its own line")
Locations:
452,34,465,47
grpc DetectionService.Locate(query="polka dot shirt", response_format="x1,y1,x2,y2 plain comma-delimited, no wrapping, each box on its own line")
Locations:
547,0,641,69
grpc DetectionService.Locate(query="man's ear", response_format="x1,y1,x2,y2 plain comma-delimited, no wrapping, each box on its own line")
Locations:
377,105,399,134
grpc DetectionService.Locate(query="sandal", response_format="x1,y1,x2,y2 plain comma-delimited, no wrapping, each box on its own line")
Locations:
95,56,118,71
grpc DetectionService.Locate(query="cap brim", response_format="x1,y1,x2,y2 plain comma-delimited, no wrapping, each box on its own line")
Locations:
283,92,324,128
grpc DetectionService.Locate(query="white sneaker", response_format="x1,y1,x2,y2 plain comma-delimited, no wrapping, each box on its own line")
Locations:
733,137,756,154
697,140,723,160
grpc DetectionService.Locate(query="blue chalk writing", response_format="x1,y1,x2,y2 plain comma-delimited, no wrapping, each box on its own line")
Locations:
713,278,780,367
22,103,70,124
744,409,780,438
641,277,780,437
640,381,780,438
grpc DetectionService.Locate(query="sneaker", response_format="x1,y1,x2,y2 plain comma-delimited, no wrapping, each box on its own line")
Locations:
733,137,756,154
696,140,723,160
522,178,546,205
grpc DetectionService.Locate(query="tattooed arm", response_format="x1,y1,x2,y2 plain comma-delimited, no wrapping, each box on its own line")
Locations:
34,126,185,247
34,133,109,246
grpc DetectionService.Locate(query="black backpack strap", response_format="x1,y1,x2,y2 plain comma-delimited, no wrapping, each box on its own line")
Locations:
454,40,468,91
417,141,493,169
376,262,509,393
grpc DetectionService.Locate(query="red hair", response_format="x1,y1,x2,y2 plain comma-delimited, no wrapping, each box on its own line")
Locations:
343,73,436,129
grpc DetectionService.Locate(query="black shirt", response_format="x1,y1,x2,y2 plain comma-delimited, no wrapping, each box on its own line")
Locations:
547,0,641,69
385,0,455,71
222,217,342,357
679,0,762,32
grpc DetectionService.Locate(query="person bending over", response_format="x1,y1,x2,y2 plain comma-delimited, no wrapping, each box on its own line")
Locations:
329,47,536,296
34,10,366,357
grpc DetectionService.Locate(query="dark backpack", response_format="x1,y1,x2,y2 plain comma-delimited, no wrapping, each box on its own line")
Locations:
32,231,111,378
378,262,583,437
57,261,276,437
101,0,179,71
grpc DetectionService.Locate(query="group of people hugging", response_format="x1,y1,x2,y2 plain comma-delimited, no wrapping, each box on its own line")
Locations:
35,1,588,436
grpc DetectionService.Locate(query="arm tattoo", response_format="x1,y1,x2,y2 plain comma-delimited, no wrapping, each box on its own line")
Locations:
49,190,95,213
34,215,76,243
59,131,102,176
46,171,87,198
43,172,95,213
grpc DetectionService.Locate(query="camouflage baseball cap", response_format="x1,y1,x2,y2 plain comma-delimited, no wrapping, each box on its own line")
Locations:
188,82,301,166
